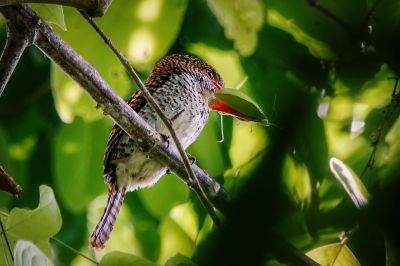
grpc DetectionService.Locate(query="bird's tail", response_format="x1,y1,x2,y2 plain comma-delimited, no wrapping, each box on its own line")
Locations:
88,184,126,249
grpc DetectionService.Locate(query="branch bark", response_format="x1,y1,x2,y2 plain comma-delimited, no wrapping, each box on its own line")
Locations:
0,166,22,197
0,10,32,96
0,0,113,17
0,4,229,213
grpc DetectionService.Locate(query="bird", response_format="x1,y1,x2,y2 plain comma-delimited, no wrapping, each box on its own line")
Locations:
88,54,244,249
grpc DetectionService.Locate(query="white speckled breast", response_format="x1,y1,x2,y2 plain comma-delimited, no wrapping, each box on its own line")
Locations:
114,74,209,191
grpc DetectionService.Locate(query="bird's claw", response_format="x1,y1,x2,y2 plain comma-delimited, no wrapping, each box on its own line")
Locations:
160,133,170,148
187,154,196,165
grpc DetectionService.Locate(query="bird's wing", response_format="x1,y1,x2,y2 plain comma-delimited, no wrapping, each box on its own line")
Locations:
103,88,152,185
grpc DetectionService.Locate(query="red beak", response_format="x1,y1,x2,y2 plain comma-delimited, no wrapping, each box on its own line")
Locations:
209,98,253,121
211,79,223,91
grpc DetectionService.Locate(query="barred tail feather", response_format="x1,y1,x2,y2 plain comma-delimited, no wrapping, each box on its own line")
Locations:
89,185,126,249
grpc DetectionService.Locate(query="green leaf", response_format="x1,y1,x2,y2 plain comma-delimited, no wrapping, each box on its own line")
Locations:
53,118,109,213
329,157,369,208
13,240,54,266
208,0,264,56
159,216,195,263
165,253,197,266
266,8,337,60
306,243,361,266
6,185,62,240
213,88,268,124
283,156,311,208
51,0,188,121
30,4,66,31
138,174,189,219
100,251,158,266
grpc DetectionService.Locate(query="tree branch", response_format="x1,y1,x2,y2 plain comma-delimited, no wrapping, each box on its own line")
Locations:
0,166,22,197
0,0,113,17
0,4,229,213
0,11,32,97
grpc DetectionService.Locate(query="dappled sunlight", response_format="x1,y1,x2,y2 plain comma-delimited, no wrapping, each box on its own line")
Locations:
8,136,36,161
158,216,195,264
283,156,311,209
128,29,155,68
229,121,268,168
136,0,163,22
169,203,198,243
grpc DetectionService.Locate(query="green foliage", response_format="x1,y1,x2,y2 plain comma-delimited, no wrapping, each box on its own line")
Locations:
29,4,66,31
1,185,61,265
100,251,157,266
53,118,109,213
14,240,54,266
306,243,361,266
1,0,400,265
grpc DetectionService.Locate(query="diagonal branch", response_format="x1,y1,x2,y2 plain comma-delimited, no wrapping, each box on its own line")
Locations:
0,166,22,197
0,12,32,97
0,4,229,213
79,11,221,227
0,0,113,17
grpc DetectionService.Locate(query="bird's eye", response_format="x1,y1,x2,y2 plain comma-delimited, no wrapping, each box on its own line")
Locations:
207,70,214,79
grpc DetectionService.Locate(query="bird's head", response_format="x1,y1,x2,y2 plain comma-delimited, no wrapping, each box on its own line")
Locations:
147,54,251,120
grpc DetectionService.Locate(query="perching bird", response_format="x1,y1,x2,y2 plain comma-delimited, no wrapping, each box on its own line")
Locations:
89,54,243,249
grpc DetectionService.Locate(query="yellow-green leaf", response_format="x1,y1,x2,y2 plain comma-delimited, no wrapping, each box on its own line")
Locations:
6,185,62,240
208,0,264,56
306,243,361,266
100,251,158,266
30,4,66,31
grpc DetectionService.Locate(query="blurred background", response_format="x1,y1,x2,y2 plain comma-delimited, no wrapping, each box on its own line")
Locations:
1,0,400,265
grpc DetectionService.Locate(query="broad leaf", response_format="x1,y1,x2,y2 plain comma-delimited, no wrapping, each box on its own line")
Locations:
13,240,54,266
6,185,62,240
208,0,264,56
165,253,197,266
306,243,361,266
30,4,66,30
53,118,109,213
329,157,369,208
100,251,158,266
138,174,189,219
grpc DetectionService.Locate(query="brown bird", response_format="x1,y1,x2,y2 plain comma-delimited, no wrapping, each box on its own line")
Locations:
89,54,246,249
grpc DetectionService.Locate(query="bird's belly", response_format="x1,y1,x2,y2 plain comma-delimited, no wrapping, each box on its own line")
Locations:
114,101,208,191
115,151,166,192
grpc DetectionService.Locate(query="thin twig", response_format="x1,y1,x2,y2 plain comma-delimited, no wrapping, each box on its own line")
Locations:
361,77,399,178
305,0,354,36
79,11,221,227
331,226,358,266
0,219,13,263
51,237,98,265
1,235,10,266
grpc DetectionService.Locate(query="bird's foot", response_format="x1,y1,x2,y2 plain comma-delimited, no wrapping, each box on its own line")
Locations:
187,154,196,165
160,133,170,148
